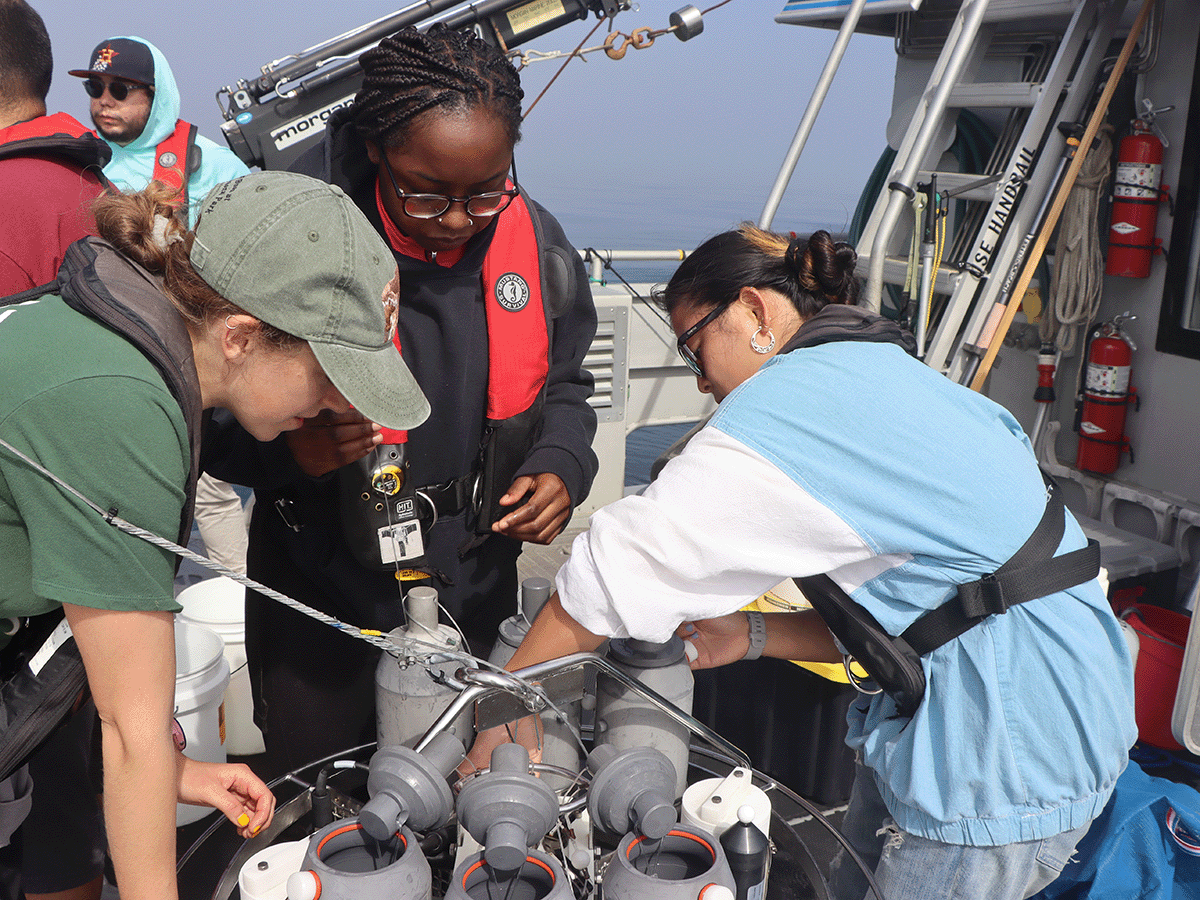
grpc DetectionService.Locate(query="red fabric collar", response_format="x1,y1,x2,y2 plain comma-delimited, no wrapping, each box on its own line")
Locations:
373,175,465,268
0,111,92,144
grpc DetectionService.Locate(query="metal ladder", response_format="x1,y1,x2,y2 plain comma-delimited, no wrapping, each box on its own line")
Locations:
855,0,1128,379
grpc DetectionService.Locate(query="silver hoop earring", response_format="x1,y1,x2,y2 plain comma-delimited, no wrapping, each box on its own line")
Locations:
751,327,776,354
466,218,474,227
224,315,236,330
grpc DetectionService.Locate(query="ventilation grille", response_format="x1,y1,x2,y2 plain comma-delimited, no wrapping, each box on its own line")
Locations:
583,305,627,424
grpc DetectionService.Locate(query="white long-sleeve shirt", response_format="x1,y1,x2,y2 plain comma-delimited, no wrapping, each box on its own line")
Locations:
557,340,1135,846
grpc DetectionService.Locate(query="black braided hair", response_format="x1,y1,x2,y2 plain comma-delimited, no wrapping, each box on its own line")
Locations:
352,23,524,149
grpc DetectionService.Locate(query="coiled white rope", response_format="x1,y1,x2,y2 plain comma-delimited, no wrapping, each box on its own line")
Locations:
1041,125,1114,355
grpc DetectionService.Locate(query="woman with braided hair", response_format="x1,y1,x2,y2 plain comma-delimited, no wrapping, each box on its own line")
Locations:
483,225,1134,899
204,24,598,773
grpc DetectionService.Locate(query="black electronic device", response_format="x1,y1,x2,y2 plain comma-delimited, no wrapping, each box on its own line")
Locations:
216,0,629,171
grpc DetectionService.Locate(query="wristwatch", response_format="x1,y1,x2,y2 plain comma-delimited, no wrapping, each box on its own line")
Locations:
743,610,767,660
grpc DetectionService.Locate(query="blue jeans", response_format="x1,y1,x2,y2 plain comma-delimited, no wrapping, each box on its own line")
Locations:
828,761,1091,900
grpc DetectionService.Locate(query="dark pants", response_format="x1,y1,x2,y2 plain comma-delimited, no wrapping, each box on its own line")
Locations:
0,704,33,900
22,701,105,893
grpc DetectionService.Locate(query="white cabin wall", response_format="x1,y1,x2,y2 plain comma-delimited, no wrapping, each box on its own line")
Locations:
1034,1,1200,508
873,0,1200,564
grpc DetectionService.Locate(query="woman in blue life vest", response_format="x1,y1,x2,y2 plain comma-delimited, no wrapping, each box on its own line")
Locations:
0,172,428,900
203,24,599,775
484,226,1135,900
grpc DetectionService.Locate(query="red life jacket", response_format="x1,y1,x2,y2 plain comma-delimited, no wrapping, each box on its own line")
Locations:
151,119,200,210
0,111,92,143
378,186,550,441
0,112,111,171
481,189,551,422
342,187,559,570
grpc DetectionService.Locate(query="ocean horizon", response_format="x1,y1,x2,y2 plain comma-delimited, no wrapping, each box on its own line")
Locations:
522,177,855,287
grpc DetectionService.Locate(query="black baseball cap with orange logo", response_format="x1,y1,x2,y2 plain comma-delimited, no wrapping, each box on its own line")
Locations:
68,38,155,87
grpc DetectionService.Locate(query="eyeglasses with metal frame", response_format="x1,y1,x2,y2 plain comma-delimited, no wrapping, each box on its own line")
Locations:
676,304,728,378
83,78,151,102
380,154,519,219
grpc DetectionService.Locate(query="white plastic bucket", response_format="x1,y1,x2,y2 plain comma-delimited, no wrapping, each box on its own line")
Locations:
177,576,265,756
174,618,231,826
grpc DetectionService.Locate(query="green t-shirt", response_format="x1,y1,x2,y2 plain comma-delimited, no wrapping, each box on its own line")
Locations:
0,295,187,617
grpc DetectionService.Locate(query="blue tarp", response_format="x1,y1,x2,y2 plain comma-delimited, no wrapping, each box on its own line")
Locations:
1033,759,1200,899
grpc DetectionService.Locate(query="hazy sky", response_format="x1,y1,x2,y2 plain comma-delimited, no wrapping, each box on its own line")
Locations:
37,2,898,250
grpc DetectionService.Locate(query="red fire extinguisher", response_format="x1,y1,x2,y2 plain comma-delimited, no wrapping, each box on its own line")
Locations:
1106,101,1173,278
1076,316,1138,474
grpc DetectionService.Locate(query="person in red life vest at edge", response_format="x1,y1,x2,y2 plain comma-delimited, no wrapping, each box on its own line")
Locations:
202,24,599,777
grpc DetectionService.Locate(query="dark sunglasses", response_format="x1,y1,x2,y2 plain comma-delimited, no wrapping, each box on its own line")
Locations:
676,304,727,378
83,78,150,101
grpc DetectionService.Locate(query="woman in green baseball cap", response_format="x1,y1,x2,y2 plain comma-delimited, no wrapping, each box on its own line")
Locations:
0,171,428,900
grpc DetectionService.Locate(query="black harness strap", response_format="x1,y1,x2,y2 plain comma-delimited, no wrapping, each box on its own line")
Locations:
901,475,1101,656
0,281,60,308
795,472,1101,718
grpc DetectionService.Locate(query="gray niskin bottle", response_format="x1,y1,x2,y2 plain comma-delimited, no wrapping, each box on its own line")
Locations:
594,635,694,800
375,586,471,747
487,578,582,791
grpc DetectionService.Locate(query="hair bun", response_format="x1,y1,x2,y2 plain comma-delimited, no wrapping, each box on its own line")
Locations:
805,230,859,304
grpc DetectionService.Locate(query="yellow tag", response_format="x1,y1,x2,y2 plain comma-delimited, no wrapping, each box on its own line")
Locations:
394,569,427,582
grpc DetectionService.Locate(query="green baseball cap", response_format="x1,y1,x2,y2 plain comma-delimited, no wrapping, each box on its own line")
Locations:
189,172,429,431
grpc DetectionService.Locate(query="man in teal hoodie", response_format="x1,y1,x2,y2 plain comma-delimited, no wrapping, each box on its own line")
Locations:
69,36,248,226
69,35,252,581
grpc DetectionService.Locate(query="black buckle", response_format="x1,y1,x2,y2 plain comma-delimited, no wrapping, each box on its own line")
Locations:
274,497,302,532
417,474,473,518
958,573,1008,619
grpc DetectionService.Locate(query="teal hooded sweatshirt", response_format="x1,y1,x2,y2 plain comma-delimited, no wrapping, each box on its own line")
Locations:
98,37,250,226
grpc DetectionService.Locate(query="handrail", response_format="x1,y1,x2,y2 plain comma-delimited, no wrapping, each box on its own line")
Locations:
865,0,994,308
579,248,689,284
759,0,871,230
